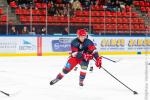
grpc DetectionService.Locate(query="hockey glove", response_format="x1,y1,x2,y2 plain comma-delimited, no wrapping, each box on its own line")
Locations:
95,57,102,68
83,53,93,61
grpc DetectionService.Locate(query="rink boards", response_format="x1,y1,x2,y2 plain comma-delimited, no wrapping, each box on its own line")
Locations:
0,36,150,56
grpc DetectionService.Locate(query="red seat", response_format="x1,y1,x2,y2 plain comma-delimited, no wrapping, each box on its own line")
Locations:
41,10,46,15
139,1,145,6
93,24,100,30
91,18,95,23
91,6,96,10
91,11,98,16
95,11,99,16
141,7,146,12
145,2,149,7
48,16,52,23
63,17,68,23
132,18,139,24
15,8,21,14
26,16,31,22
47,3,52,8
122,24,129,31
132,12,138,17
99,11,105,16
99,24,104,30
40,16,46,23
111,18,117,23
22,9,30,15
134,24,140,31
59,16,68,23
139,24,145,31
125,6,131,12
146,7,150,12
82,11,89,16
122,18,128,23
105,11,111,17
121,12,127,17
116,12,122,17
75,11,83,16
105,24,112,31
1,15,7,22
133,1,139,6
138,18,144,23
33,16,39,23
10,1,17,8
76,17,83,23
35,9,41,15
117,24,123,30
36,3,42,8
105,18,111,23
91,5,100,11
34,0,38,3
0,8,3,15
32,9,39,15
20,16,26,22
117,18,122,23
99,18,104,23
95,18,100,23
83,18,89,23
58,17,65,23
111,12,116,17
111,24,117,30
41,3,47,8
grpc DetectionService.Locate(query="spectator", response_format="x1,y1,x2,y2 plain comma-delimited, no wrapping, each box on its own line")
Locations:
22,26,29,35
9,26,18,35
113,0,121,11
7,0,12,5
60,4,66,16
63,0,70,4
91,0,98,5
55,4,63,16
41,27,46,35
72,0,82,11
83,0,91,10
99,0,107,5
62,27,69,35
48,3,57,16
43,0,48,3
105,0,114,11
29,27,36,35
124,0,133,6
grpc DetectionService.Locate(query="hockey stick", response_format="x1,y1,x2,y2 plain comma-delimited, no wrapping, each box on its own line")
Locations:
93,59,138,95
101,56,121,63
0,90,10,96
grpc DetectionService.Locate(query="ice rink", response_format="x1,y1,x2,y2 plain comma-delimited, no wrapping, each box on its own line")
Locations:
0,55,149,100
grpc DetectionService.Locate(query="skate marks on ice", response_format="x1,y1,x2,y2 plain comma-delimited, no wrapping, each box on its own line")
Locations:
0,56,146,100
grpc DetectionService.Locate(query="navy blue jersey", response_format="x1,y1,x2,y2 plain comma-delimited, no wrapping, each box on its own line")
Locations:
71,38,99,59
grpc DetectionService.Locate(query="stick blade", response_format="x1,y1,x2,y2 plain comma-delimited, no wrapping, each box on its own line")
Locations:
0,91,10,96
133,91,138,95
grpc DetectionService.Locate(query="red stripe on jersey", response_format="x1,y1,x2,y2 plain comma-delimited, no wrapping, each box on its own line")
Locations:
71,47,78,52
80,71,86,76
88,45,96,51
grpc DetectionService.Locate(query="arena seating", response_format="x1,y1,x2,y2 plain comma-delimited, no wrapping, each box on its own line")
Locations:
133,0,150,13
0,0,149,35
0,7,7,24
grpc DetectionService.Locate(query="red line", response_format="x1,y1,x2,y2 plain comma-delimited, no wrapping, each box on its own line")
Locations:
37,37,42,56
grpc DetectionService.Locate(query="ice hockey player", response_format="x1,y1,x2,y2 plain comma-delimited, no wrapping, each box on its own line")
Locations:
50,29,102,86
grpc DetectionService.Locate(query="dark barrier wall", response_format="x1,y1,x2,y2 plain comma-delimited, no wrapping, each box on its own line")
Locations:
0,25,90,35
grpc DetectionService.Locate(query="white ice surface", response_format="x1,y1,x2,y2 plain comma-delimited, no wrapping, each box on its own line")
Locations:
0,55,149,100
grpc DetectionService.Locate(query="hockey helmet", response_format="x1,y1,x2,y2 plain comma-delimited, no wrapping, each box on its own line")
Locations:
76,29,87,36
